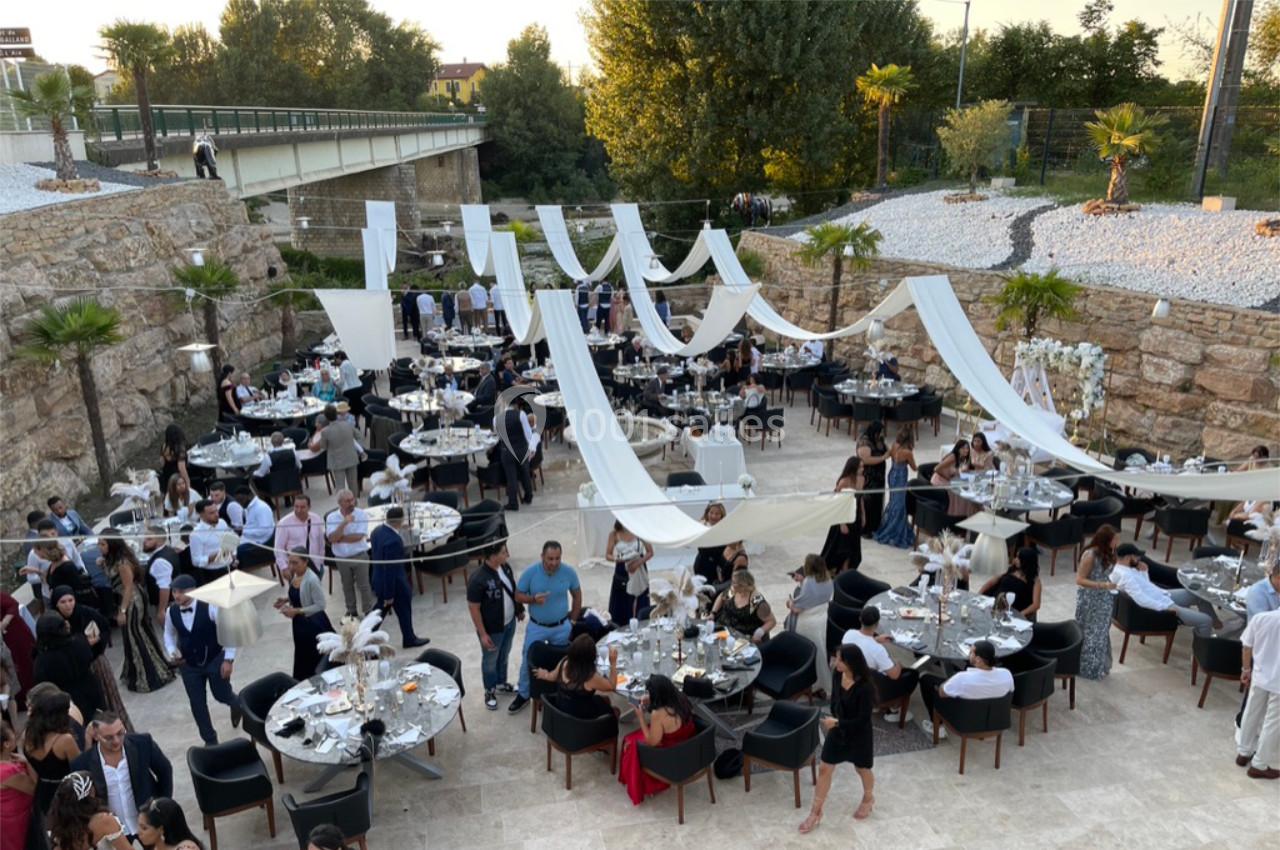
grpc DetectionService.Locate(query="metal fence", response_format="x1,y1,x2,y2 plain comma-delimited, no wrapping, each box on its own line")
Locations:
91,104,486,142
0,60,82,132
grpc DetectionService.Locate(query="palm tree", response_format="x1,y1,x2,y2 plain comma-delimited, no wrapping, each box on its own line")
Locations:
794,222,883,332
4,69,90,181
990,269,1083,339
1084,103,1168,205
173,258,240,395
99,20,172,172
17,299,124,496
856,63,915,190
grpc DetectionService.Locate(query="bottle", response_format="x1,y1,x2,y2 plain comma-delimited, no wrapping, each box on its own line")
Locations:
652,637,662,671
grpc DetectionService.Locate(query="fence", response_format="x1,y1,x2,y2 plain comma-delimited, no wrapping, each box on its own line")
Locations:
91,105,485,142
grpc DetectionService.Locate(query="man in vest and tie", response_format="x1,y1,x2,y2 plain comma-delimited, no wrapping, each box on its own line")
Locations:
141,526,180,627
163,575,241,745
595,280,612,332
575,280,591,331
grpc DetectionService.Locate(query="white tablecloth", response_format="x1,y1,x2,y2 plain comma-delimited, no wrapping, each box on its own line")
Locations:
682,427,747,486
576,484,755,562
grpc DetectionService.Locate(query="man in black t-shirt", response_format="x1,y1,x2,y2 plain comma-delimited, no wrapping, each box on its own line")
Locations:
466,542,524,710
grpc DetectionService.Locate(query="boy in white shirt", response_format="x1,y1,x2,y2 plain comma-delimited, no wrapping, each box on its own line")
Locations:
919,640,1013,740
843,606,919,723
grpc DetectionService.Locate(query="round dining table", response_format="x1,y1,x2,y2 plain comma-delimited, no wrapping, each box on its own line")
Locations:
425,356,484,375
363,501,462,548
522,366,557,383
389,389,475,416
188,436,297,470
951,472,1075,516
585,332,626,349
239,397,328,421
865,587,1033,665
307,341,342,358
613,363,685,383
435,332,505,351
266,659,460,792
833,378,919,403
1177,555,1263,619
398,427,498,459
533,391,564,409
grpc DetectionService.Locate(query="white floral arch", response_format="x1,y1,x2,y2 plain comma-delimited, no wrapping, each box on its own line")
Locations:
1012,338,1107,421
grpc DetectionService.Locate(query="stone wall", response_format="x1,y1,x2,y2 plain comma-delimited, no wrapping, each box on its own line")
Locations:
0,181,283,541
286,163,419,257
415,148,481,210
736,231,1279,459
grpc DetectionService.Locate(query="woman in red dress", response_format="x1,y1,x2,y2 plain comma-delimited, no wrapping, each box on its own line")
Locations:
0,720,37,843
1,592,35,711
618,674,697,805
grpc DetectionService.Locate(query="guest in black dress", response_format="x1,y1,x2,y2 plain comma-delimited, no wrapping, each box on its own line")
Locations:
534,634,617,719
32,614,103,726
800,643,876,833
275,549,334,680
856,422,889,538
217,365,239,420
979,546,1042,621
820,457,864,573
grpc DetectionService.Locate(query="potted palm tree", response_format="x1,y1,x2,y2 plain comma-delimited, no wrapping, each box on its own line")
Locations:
3,69,94,188
173,258,241,395
990,269,1083,339
99,20,173,173
794,222,883,333
17,299,124,496
856,63,914,190
1082,103,1167,213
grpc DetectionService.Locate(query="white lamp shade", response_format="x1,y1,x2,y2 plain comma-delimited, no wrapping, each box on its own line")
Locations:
215,599,262,647
842,243,854,258
431,253,444,267
1151,298,1171,319
968,533,1009,577
702,220,712,230
296,216,311,230
867,318,885,342
576,222,585,234
648,255,660,270
441,221,453,234
187,248,205,267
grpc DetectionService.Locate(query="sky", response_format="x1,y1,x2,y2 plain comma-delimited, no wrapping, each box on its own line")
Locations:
18,0,1223,81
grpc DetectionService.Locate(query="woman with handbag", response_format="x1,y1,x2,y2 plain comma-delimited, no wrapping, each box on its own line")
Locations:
275,548,335,679
606,522,653,625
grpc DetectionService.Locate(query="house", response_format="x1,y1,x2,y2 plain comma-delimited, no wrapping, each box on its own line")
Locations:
93,70,119,103
429,61,487,105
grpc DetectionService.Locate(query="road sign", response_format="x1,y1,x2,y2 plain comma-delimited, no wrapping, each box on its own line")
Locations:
0,47,35,58
0,27,32,45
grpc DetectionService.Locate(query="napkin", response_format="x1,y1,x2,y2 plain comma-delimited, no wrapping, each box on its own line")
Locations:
389,726,423,747
288,693,330,711
405,663,434,677
432,685,461,705
1213,555,1239,565
1007,619,1033,633
315,737,339,755
890,629,921,646
968,634,1022,651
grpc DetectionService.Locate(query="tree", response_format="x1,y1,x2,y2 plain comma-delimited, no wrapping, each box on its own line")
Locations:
937,100,1013,194
3,70,88,181
856,63,914,189
794,222,882,333
1084,102,1167,204
17,299,124,495
99,21,173,171
172,259,241,397
990,269,1083,339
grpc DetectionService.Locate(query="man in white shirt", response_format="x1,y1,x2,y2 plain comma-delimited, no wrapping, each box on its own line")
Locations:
843,606,919,723
232,487,275,568
1237,609,1280,779
919,640,1014,740
253,431,301,479
417,289,437,330
141,527,179,626
335,352,362,394
70,712,172,842
23,518,87,604
490,281,506,333
1110,543,1218,636
234,371,263,405
469,280,488,331
800,339,825,361
188,500,233,585
325,489,375,616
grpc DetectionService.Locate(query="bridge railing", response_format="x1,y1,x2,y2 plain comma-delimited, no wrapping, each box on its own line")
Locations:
91,105,486,142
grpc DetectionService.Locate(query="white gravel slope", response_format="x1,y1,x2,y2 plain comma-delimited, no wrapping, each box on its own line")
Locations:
1022,203,1280,308
0,164,138,216
790,189,1048,269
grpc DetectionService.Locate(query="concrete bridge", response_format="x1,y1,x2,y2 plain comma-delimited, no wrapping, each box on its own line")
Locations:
88,104,488,256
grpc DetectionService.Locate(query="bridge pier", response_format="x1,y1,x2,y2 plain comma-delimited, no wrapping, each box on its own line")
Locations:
415,148,481,216
287,163,420,257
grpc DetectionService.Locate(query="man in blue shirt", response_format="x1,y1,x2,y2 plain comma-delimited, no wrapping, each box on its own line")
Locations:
369,507,429,649
1246,570,1280,620
508,541,581,714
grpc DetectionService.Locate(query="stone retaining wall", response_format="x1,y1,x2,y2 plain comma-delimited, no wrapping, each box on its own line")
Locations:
735,231,1279,459
0,181,284,541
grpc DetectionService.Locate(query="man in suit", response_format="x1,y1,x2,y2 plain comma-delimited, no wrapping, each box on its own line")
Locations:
71,711,173,843
163,574,240,745
369,507,429,649
575,280,591,331
622,336,645,365
641,366,669,414
497,403,534,511
309,403,366,495
46,496,93,537
473,362,498,407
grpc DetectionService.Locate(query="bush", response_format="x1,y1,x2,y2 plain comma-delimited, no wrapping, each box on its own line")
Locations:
277,246,365,283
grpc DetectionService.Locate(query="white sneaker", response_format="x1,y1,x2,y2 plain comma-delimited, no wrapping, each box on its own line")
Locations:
884,709,914,724
921,718,947,740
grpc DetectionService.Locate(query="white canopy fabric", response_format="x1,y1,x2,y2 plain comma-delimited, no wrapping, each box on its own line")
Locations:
365,201,397,272
460,204,495,276
612,203,715,283
489,232,547,345
361,229,388,291
535,205,621,281
905,275,1280,501
537,288,858,547
313,290,396,371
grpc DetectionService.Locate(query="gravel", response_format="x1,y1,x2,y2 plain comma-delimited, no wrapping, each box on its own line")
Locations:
0,163,139,216
31,160,184,188
1022,203,1280,309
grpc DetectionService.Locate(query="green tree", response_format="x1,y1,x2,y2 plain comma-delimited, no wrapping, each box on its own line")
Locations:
17,299,124,495
794,222,882,333
99,21,173,171
937,100,1013,194
3,70,88,180
1084,102,1167,204
173,259,241,396
990,269,1083,339
856,64,915,189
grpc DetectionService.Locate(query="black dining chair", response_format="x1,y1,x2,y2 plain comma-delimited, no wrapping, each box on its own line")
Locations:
1192,544,1240,560
666,471,706,488
882,399,923,441
1004,653,1057,746
751,632,818,711
540,695,619,789
355,449,388,499
1025,515,1085,577
430,459,472,508
281,771,371,850
423,490,463,512
637,718,717,824
475,462,507,502
1069,496,1124,539
813,389,853,437
1191,634,1243,709
237,672,298,784
931,693,1013,775
1151,506,1209,560
412,539,470,602
527,641,572,734
917,461,938,483
1111,593,1179,664
415,647,468,739
253,450,304,517
849,400,883,436
742,701,821,808
1112,447,1156,469
825,602,864,659
1140,555,1182,590
918,391,943,436
1028,620,1084,709
1092,481,1156,540
187,739,276,850
832,571,892,609
1043,466,1094,499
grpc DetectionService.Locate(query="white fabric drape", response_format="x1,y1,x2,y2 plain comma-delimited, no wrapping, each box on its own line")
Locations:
460,204,495,276
535,205,621,281
612,203,714,283
365,201,397,272
361,229,388,291
905,275,1280,501
489,232,546,345
314,290,395,371
537,288,858,547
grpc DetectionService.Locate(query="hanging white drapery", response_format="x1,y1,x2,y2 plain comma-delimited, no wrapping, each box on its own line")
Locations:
536,288,858,547
365,201,397,272
489,231,547,345
361,229,388,291
313,290,395,371
460,204,495,276
535,205,621,281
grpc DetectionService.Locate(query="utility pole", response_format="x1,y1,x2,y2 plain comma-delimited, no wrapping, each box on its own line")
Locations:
955,0,971,109
1192,0,1255,198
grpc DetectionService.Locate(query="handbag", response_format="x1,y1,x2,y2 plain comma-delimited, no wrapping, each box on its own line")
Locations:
625,562,649,596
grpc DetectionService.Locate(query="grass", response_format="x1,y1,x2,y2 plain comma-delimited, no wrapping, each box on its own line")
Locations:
1008,160,1280,211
